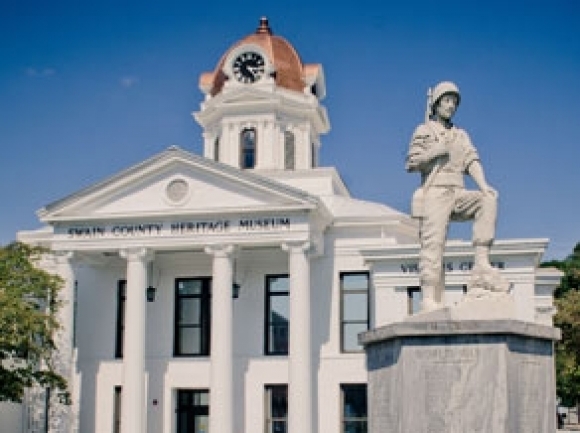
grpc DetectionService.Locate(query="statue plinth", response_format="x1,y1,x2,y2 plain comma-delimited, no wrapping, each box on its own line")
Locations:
360,312,560,433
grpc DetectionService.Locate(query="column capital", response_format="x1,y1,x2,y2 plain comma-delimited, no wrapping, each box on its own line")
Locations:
281,241,311,254
204,244,236,258
119,247,154,263
53,250,74,263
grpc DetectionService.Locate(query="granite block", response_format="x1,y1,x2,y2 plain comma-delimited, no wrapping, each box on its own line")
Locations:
362,318,559,433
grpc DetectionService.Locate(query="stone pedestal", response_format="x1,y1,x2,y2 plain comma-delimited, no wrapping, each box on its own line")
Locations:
360,312,560,433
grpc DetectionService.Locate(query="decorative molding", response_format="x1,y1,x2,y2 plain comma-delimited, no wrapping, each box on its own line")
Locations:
119,247,154,263
204,244,236,258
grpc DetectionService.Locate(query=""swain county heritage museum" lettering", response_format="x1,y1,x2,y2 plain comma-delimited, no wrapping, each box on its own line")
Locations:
65,217,292,239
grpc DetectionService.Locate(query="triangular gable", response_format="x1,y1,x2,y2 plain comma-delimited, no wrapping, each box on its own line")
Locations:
38,146,321,222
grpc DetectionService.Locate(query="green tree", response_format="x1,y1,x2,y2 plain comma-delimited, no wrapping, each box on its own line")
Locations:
554,290,580,407
0,242,69,403
542,242,580,298
544,242,580,408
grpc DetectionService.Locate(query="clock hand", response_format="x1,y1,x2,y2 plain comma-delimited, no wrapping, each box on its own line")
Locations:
248,66,262,76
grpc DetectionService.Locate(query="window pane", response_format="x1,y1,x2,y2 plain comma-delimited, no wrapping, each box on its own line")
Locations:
342,274,368,291
214,137,220,161
269,290,289,352
272,420,287,433
266,385,288,433
344,387,367,417
271,387,288,417
177,413,189,433
270,296,289,322
269,276,289,293
179,298,201,324
344,421,367,433
241,129,256,169
343,385,367,433
269,324,289,353
343,293,368,321
284,131,295,170
196,415,209,433
178,280,202,296
343,323,367,352
194,391,209,406
179,327,201,354
408,288,422,315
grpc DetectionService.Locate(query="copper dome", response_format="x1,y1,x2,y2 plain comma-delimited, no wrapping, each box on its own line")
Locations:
200,18,312,97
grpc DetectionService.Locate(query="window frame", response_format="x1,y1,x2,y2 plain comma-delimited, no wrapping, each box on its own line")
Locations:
115,280,126,359
264,384,288,433
113,386,122,433
173,277,212,357
240,127,257,169
214,136,220,162
340,383,368,433
340,271,370,353
407,286,421,315
264,274,290,356
176,389,210,433
284,131,295,170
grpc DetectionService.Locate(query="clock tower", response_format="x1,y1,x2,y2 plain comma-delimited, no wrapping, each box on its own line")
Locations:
194,17,330,171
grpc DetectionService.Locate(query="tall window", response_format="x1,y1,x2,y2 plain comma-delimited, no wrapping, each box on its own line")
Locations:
214,136,220,162
340,272,370,352
341,384,367,433
115,280,126,358
265,275,289,355
284,131,295,170
113,386,122,433
174,278,211,356
176,389,209,433
311,142,317,168
240,128,256,169
265,385,287,433
407,286,421,315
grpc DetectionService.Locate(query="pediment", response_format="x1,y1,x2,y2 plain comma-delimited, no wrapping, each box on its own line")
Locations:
38,147,320,223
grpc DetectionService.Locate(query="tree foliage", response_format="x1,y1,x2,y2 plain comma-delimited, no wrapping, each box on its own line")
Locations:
544,242,580,406
542,242,580,298
554,290,580,406
0,242,69,403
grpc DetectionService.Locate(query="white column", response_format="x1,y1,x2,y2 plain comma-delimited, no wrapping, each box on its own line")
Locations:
205,244,235,433
282,241,313,433
51,251,75,433
119,248,153,433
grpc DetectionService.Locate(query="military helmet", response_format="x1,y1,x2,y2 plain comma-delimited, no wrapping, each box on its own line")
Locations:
431,81,460,107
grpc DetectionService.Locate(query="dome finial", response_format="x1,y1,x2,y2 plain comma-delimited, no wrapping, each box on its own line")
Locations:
256,17,272,35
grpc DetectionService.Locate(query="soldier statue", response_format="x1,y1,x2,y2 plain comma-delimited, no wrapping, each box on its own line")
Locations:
406,81,509,311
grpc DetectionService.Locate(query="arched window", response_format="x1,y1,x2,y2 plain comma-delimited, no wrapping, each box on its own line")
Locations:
284,131,295,170
214,136,220,162
240,128,256,169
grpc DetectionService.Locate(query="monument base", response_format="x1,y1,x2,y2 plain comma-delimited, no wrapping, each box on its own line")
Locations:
360,316,560,433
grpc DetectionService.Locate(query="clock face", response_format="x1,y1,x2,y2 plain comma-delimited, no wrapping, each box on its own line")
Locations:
232,52,265,83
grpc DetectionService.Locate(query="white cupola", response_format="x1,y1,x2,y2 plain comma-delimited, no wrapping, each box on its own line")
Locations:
193,17,330,171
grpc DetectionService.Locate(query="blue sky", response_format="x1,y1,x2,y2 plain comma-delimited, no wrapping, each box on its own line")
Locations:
0,0,578,260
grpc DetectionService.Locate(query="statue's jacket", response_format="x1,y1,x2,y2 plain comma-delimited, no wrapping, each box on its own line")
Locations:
406,120,480,189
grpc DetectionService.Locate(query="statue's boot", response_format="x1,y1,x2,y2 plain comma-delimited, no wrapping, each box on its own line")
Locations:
470,262,510,293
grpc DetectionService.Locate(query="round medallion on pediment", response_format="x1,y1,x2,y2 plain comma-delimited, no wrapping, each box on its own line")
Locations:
165,179,189,204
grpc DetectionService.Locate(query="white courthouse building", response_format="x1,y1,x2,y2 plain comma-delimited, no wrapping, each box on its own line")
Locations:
1,17,561,433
